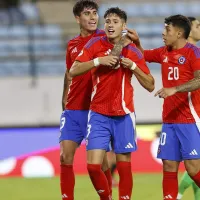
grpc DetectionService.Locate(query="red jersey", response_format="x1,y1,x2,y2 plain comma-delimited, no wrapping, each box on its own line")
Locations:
76,36,150,116
144,43,200,123
65,29,105,110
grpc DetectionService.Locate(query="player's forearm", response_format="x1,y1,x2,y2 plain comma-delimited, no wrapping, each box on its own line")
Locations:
133,68,155,92
111,39,124,57
69,60,95,77
176,77,200,93
62,71,71,111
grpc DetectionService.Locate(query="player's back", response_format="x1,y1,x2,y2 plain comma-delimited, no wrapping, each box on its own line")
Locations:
66,29,105,110
152,43,200,123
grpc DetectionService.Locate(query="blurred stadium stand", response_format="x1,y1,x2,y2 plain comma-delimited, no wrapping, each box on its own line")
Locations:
0,0,199,77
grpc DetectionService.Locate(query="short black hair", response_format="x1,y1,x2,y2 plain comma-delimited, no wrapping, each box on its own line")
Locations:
188,16,197,23
165,15,191,39
104,7,127,22
73,0,98,16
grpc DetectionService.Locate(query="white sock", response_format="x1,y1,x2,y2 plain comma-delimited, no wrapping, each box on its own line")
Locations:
177,193,183,199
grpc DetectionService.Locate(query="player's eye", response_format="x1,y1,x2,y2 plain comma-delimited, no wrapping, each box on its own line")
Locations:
93,12,97,15
84,12,90,16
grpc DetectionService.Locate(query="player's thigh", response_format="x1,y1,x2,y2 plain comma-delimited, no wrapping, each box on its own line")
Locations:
112,113,137,154
176,123,200,160
157,123,181,161
59,110,84,145
86,111,111,152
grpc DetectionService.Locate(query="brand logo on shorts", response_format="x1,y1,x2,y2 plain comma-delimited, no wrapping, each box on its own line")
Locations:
125,143,134,149
189,149,198,155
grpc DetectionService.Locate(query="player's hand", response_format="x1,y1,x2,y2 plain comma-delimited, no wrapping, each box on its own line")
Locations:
126,28,140,46
121,58,134,69
98,56,119,67
154,87,177,98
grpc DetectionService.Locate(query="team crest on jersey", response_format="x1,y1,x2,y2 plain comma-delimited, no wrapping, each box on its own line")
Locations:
178,56,186,64
157,146,161,154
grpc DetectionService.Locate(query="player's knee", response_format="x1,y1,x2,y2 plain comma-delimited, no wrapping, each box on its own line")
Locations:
185,160,200,177
60,152,74,165
163,160,179,172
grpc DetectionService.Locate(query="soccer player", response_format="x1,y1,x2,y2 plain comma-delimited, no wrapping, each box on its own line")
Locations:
177,16,200,200
60,1,123,199
126,15,200,200
70,7,155,200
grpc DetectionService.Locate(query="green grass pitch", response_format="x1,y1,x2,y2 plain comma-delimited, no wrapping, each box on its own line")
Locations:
0,173,193,200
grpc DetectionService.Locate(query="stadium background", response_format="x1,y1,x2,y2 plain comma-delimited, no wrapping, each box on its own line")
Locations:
0,0,199,199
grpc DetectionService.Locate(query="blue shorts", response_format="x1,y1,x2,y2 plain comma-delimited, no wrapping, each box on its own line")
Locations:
157,123,200,161
59,110,89,144
86,111,137,154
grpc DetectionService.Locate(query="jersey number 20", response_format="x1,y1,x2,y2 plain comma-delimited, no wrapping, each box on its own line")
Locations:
168,67,179,80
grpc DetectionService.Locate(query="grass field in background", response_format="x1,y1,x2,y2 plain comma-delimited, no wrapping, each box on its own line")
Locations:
0,173,194,200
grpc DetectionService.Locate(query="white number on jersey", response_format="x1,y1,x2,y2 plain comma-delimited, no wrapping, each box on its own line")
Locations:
168,67,179,80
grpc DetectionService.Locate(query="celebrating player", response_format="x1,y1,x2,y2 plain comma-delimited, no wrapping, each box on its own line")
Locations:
177,16,200,200
126,15,200,200
59,1,121,199
70,7,155,200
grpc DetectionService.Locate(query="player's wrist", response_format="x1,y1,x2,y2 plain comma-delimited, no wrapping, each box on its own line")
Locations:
93,58,100,67
130,62,137,71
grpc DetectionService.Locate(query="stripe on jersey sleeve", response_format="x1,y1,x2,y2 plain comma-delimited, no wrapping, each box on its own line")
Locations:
85,37,101,49
186,43,200,58
127,45,143,59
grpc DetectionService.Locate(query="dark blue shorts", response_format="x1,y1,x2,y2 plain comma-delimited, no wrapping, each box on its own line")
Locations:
157,123,200,161
86,111,137,154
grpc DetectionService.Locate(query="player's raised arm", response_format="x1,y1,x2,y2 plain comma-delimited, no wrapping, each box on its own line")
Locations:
126,28,163,64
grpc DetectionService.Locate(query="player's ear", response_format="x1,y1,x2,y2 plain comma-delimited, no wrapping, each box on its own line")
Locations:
75,16,80,24
122,23,126,31
177,29,183,39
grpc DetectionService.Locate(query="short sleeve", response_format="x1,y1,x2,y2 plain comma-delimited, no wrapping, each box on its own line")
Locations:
144,47,164,63
76,37,100,62
126,44,150,74
66,42,72,70
190,48,200,72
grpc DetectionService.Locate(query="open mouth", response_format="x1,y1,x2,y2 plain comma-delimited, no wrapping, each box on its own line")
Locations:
108,29,115,35
89,22,96,26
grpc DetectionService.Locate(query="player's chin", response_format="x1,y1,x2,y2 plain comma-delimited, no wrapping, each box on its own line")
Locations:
87,26,97,31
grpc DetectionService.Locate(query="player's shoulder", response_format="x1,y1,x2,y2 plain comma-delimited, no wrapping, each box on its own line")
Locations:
184,43,200,58
94,29,105,36
85,36,102,49
125,43,143,59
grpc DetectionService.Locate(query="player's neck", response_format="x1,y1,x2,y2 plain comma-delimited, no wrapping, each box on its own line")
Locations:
80,29,95,37
187,37,197,45
171,39,187,50
107,36,121,45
